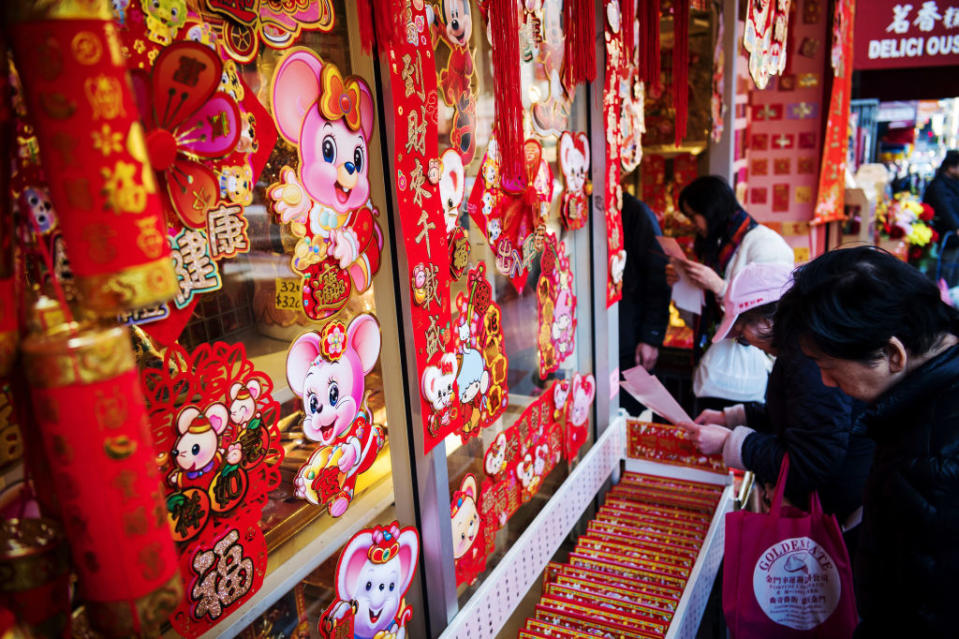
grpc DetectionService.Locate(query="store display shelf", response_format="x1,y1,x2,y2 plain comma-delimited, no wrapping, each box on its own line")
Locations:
439,418,626,639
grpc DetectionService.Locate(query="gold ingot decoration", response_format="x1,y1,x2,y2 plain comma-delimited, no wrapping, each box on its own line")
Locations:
76,255,178,317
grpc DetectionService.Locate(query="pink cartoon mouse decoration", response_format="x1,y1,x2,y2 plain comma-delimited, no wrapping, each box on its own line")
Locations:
269,50,383,319
168,403,241,491
565,372,596,459
286,314,386,516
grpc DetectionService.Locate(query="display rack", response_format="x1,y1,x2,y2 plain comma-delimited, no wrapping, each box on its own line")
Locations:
439,416,734,639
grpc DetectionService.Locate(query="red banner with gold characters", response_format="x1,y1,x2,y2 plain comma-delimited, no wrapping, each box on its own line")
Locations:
7,4,177,316
22,324,182,637
385,0,463,454
813,0,855,224
604,1,626,307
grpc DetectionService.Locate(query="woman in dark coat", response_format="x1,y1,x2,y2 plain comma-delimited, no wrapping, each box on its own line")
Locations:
681,263,873,544
773,245,959,637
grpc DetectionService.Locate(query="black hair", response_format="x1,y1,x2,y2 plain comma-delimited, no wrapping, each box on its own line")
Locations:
678,176,743,263
773,246,959,361
737,301,778,341
941,150,959,172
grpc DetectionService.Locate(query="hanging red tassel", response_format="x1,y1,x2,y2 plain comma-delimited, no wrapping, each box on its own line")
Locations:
643,0,662,93
490,0,525,187
563,0,597,91
622,0,637,63
673,0,690,146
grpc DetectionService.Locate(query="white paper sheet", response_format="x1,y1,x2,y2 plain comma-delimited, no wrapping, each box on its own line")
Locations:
656,237,704,314
620,364,693,425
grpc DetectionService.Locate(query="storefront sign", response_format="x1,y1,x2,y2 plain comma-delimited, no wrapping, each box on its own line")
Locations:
854,1,959,69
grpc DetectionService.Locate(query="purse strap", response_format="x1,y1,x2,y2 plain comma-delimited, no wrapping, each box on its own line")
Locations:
769,452,825,516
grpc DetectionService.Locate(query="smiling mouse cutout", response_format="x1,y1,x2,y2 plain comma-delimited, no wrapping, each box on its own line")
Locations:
286,314,386,516
269,50,383,320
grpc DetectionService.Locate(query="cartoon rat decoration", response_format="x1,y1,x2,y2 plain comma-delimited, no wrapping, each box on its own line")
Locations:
451,474,487,586
430,0,477,161
319,522,419,639
269,50,384,320
565,372,595,459
438,148,465,234
286,314,386,516
559,131,591,230
168,403,242,492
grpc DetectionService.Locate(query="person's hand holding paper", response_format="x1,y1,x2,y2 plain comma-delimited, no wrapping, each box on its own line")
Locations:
656,237,704,315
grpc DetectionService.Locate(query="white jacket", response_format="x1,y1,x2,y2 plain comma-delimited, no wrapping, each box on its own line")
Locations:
694,224,794,401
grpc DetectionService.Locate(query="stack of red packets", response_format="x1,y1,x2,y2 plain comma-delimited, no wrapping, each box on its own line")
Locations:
519,472,724,638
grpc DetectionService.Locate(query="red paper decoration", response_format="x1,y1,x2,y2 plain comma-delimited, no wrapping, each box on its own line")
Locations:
530,1,572,137
743,0,792,89
603,2,627,306
558,131,591,230
813,0,855,224
385,2,463,454
432,0,479,163
467,137,553,293
537,233,577,378
23,325,182,637
141,341,284,638
452,474,487,586
452,263,509,443
9,11,177,315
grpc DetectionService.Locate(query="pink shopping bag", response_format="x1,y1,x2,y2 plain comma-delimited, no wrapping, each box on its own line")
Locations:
723,454,858,638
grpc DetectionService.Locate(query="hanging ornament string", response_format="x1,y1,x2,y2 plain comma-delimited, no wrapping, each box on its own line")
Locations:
644,0,662,93
673,0,690,147
490,0,526,187
622,0,637,63
563,0,597,91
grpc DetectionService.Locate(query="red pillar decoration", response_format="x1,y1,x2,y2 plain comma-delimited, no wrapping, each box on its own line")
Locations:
23,324,182,637
5,1,177,317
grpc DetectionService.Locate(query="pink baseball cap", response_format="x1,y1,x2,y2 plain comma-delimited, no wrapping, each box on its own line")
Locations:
713,262,794,343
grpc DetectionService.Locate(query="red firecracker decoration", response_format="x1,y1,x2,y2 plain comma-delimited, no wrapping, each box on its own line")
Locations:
490,0,526,187
563,0,598,91
22,323,182,637
5,2,177,316
673,0,690,147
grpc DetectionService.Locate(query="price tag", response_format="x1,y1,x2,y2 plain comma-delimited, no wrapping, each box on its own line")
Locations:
275,278,303,311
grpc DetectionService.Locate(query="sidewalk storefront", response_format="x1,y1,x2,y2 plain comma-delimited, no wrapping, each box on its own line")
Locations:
0,1,861,638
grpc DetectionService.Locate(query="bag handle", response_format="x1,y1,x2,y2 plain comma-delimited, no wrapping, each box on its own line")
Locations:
769,453,826,516
769,453,790,517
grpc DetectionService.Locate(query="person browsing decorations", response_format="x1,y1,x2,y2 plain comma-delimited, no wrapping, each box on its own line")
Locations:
666,176,793,409
679,262,874,555
773,246,959,637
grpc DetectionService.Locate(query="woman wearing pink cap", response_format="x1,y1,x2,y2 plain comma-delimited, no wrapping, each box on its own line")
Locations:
680,262,874,554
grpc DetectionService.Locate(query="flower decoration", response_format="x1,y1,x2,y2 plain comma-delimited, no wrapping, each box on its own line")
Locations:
320,321,348,361
138,42,241,228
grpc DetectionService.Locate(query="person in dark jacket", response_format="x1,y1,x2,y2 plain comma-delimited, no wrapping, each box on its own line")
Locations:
619,193,671,413
680,263,873,533
774,245,959,637
924,149,959,237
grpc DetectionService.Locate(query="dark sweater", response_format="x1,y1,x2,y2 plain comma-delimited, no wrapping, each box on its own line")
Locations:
618,194,670,372
924,171,959,236
740,345,874,521
853,343,959,637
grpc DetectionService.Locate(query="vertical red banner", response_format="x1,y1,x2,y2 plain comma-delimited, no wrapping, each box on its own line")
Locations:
813,0,856,223
604,3,626,307
385,0,462,454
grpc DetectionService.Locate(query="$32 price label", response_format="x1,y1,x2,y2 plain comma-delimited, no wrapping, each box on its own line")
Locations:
275,278,303,311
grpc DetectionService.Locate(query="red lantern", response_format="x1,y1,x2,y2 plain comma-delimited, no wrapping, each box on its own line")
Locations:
22,323,182,637
5,1,176,316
